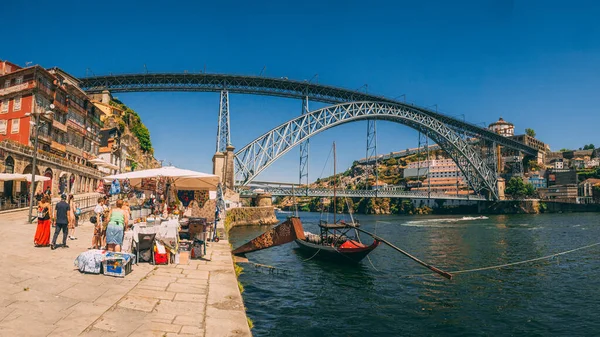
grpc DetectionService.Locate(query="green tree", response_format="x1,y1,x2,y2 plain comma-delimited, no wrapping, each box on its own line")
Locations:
527,160,541,171
583,144,595,150
505,177,536,199
525,128,536,138
559,148,570,152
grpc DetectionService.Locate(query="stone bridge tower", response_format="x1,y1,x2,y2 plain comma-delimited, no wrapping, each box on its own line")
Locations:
212,145,235,190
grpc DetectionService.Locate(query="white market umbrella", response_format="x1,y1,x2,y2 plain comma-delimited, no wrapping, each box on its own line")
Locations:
0,173,27,181
89,158,120,170
26,175,51,182
0,173,50,182
103,166,220,191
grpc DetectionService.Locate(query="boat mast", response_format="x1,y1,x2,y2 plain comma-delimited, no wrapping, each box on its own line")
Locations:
333,141,336,224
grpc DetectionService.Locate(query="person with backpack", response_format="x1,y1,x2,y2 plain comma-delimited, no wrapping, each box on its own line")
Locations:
34,195,51,247
51,194,70,250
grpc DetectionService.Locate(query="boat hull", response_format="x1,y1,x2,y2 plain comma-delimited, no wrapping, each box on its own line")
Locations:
294,238,380,263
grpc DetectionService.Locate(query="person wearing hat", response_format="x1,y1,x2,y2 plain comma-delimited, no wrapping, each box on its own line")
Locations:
51,194,70,250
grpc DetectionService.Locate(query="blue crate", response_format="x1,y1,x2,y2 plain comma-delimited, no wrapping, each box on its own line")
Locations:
103,252,134,278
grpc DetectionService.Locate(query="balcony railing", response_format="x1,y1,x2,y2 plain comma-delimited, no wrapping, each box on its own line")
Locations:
0,82,35,97
0,140,101,178
53,100,68,112
51,141,66,152
66,144,83,156
67,120,87,134
52,120,68,133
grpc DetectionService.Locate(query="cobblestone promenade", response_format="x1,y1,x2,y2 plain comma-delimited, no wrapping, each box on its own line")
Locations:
0,210,251,337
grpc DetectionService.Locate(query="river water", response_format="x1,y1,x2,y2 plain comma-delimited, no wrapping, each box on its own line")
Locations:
229,212,600,336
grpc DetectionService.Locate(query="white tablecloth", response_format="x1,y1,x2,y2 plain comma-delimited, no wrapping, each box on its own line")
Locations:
125,219,179,253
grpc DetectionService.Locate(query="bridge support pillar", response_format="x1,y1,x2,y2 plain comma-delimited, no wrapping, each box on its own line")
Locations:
213,145,236,190
496,177,506,200
101,90,112,104
365,119,377,189
299,96,310,187
216,90,231,153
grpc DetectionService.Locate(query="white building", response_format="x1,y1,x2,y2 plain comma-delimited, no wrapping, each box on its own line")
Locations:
585,159,600,169
404,159,464,179
488,117,514,137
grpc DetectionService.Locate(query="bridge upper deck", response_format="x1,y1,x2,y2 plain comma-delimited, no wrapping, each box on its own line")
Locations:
80,73,537,155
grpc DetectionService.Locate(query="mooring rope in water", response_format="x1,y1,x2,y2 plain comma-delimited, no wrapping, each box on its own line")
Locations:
398,241,600,279
303,248,321,262
247,261,292,274
367,255,380,272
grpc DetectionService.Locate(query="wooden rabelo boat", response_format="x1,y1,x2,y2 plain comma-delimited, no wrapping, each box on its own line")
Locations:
294,220,380,263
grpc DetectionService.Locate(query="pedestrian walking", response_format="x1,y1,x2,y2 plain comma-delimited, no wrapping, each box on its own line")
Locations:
34,195,51,247
67,194,78,240
51,194,70,250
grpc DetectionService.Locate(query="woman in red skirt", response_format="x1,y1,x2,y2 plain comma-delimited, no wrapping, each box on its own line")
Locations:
34,195,52,247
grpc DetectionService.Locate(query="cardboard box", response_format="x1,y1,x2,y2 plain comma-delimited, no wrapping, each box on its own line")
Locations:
178,251,190,265
188,223,204,236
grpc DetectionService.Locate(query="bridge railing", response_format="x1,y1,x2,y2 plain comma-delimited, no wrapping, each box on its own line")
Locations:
236,186,485,201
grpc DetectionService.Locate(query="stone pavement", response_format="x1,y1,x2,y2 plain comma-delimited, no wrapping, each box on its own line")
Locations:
0,210,252,337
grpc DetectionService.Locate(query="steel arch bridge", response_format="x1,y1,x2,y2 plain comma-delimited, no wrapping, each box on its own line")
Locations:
234,101,500,200
79,73,537,155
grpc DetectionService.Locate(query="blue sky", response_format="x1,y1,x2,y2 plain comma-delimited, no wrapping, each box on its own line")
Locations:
3,0,600,182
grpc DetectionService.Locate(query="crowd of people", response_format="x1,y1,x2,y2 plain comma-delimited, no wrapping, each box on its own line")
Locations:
33,194,131,252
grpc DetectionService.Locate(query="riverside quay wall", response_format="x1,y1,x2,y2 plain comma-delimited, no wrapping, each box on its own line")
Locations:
225,206,279,231
479,200,600,214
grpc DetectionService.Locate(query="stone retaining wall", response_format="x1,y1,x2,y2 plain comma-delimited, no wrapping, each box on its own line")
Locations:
224,206,278,232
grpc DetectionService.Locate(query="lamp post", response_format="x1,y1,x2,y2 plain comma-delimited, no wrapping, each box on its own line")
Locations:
26,104,54,223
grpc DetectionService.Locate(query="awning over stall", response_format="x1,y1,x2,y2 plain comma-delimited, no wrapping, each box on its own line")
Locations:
103,166,220,191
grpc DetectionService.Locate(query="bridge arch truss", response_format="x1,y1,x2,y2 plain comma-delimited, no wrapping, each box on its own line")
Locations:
235,101,500,200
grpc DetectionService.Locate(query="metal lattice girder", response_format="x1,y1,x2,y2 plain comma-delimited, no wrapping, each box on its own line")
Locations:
216,90,230,153
234,101,500,200
299,96,309,185
79,73,536,155
365,119,377,188
236,186,486,201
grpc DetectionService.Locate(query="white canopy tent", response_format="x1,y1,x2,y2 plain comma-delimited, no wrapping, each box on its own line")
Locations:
103,166,220,191
89,158,120,170
0,173,51,182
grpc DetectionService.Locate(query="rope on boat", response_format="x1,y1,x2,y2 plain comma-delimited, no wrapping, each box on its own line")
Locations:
399,241,600,278
303,248,321,262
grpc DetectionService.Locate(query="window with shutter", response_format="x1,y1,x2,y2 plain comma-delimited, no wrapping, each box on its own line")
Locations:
11,119,19,134
13,96,21,111
0,120,6,134
0,100,7,113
